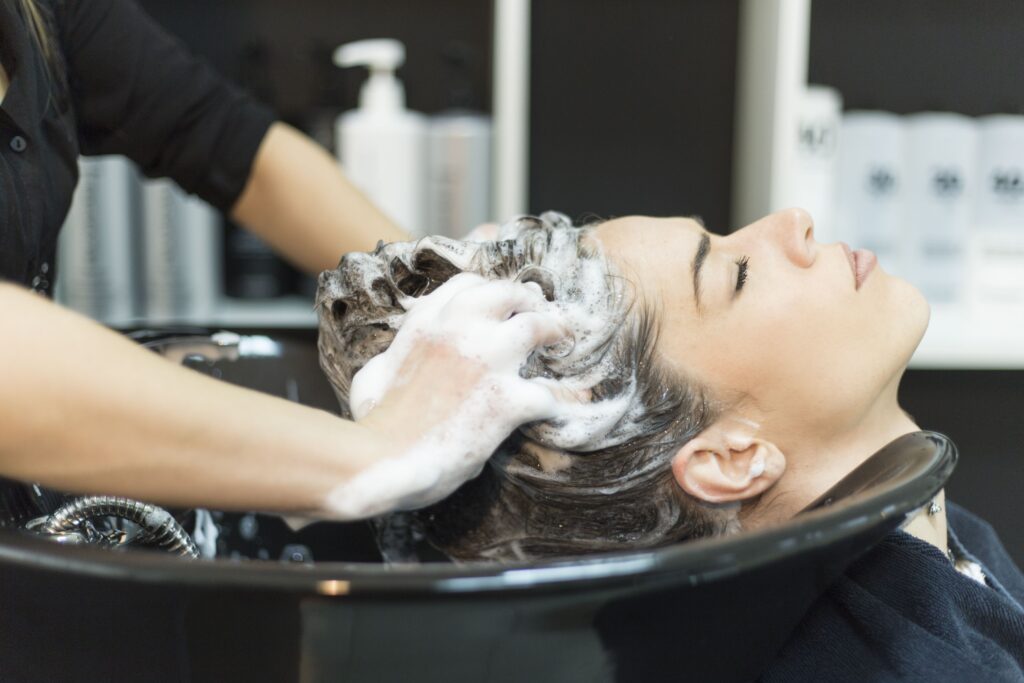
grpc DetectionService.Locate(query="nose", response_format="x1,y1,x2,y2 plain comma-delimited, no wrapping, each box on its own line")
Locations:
744,207,816,268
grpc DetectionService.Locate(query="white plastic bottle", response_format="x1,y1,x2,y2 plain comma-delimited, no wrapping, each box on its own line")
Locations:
56,156,138,326
426,111,492,240
425,45,492,238
141,179,221,324
335,39,426,237
835,111,908,278
970,114,1024,315
905,112,977,306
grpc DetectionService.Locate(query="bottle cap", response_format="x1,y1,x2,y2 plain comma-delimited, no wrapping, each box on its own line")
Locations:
334,38,407,111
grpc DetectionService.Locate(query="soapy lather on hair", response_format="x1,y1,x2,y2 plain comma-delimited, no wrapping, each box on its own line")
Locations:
323,273,576,519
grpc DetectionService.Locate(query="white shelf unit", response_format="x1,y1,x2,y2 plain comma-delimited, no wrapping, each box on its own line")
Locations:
731,0,1023,370
732,0,812,228
910,306,1024,370
206,296,319,328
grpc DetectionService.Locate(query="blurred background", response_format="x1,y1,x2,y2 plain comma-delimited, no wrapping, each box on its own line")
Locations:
55,0,1024,562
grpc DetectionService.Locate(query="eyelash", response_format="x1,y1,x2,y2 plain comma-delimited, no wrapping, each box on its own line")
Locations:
735,256,750,292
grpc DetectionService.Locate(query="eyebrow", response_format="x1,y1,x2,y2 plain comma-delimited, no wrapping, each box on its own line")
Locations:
691,228,711,315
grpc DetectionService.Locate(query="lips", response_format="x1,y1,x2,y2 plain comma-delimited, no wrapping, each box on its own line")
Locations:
852,249,877,289
840,242,877,290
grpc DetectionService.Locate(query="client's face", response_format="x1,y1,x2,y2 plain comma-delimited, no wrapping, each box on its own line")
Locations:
591,208,930,443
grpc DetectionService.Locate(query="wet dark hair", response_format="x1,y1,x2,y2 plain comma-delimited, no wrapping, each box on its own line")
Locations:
316,212,739,562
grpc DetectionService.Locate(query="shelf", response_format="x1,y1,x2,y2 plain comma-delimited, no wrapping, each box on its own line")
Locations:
206,296,319,329
909,305,1024,369
105,296,319,331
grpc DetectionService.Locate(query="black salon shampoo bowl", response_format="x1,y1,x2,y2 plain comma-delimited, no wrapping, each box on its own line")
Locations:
0,331,956,683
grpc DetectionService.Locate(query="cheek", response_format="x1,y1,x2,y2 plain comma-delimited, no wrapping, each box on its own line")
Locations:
693,288,869,403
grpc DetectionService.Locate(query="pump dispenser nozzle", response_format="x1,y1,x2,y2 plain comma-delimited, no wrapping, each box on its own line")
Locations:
331,38,426,236
334,39,407,111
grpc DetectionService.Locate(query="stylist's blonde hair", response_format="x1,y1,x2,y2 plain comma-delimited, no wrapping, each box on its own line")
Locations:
17,0,59,75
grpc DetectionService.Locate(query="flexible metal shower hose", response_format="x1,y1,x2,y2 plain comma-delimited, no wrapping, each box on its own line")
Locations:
41,496,199,558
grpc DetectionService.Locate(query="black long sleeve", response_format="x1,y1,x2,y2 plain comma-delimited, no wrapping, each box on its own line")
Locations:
54,0,276,212
0,0,276,290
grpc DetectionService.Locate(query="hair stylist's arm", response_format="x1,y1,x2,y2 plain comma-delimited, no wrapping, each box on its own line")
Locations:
0,279,564,518
230,123,409,274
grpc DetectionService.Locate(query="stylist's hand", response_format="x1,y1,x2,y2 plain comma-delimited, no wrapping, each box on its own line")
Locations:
462,222,500,242
323,274,571,520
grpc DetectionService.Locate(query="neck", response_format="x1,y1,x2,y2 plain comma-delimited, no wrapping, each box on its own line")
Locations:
741,375,948,555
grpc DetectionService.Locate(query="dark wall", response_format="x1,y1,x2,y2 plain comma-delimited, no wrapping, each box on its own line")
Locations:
139,0,740,231
137,0,493,122
901,371,1024,564
809,0,1024,114
528,0,739,231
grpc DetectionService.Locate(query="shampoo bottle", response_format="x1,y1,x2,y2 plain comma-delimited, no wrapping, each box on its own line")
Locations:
835,111,908,278
970,114,1024,314
425,43,493,238
905,112,977,306
335,39,427,237
141,178,221,324
56,156,138,326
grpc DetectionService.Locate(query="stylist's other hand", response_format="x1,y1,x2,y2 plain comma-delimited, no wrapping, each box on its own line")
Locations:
324,273,571,520
462,222,500,242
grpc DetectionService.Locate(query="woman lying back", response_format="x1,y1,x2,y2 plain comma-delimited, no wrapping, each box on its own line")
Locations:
315,208,939,562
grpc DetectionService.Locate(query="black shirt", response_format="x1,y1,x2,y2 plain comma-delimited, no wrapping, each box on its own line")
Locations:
759,502,1024,682
0,0,275,294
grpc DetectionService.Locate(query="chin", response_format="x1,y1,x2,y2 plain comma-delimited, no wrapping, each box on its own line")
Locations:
888,274,930,362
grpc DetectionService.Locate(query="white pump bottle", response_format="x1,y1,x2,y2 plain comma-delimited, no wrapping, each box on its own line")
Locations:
334,39,427,237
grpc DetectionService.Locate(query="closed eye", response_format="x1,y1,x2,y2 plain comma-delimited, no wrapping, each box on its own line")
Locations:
735,256,749,294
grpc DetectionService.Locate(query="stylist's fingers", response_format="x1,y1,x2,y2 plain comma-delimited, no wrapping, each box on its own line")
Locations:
443,279,549,322
463,222,500,242
506,374,598,424
415,272,485,310
500,311,573,356
500,376,558,423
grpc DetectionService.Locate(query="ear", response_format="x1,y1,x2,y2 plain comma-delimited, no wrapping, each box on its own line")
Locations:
670,421,786,504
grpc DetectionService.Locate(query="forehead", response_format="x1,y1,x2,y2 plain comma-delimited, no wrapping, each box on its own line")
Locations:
588,215,704,301
591,215,703,254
